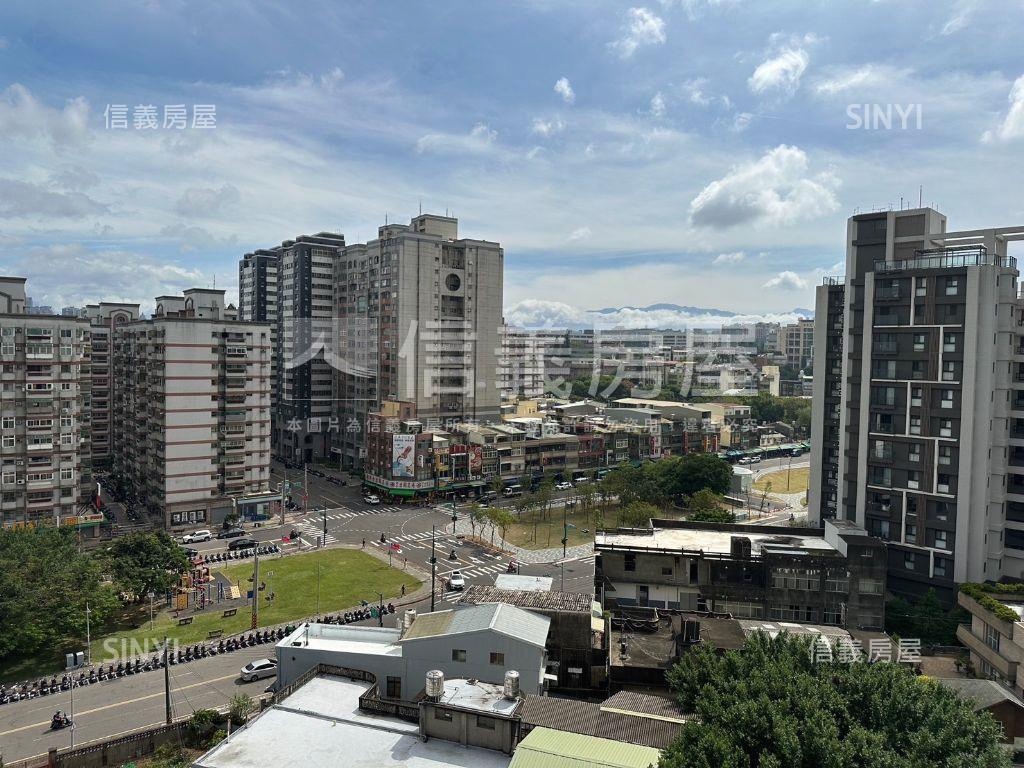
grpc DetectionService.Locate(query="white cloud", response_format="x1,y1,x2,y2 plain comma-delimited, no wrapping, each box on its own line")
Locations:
0,83,90,150
649,91,666,117
0,178,108,219
9,242,207,312
416,122,498,154
554,77,575,104
941,0,978,35
762,270,808,290
814,65,878,96
174,184,241,218
609,7,666,59
982,74,1024,143
712,251,745,265
0,37,8,50
531,116,565,137
504,297,808,330
568,226,592,241
689,144,840,229
749,47,809,95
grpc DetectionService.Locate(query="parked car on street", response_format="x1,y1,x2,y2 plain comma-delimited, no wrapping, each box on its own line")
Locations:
554,481,573,491
364,494,381,505
217,527,246,539
229,537,259,551
182,529,212,544
240,658,277,682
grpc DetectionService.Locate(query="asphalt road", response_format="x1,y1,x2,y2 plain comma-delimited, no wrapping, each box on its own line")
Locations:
0,646,271,763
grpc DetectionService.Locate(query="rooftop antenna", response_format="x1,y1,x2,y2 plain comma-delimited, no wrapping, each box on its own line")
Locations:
419,199,422,215
918,185,923,208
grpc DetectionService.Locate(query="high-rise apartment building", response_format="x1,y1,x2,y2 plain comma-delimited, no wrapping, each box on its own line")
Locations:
83,302,140,466
111,289,272,529
332,214,503,469
781,318,814,369
809,208,1024,600
240,234,343,464
0,277,94,528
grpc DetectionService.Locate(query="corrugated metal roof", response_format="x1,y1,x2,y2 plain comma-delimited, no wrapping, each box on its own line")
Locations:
521,695,686,749
600,691,684,722
458,584,593,613
510,727,661,768
402,603,550,647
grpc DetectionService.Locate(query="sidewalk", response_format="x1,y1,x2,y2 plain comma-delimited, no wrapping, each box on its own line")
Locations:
452,519,594,564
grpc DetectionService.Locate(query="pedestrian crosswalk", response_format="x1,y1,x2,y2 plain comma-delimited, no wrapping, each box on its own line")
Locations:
294,519,338,547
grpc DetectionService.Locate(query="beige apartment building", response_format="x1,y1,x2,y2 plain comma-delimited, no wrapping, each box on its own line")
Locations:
83,301,140,467
781,317,814,369
332,214,504,469
0,277,94,529
111,289,272,529
809,208,1024,601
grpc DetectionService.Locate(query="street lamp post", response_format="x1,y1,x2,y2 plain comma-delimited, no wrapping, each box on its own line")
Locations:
85,602,91,667
430,524,437,613
377,592,384,627
148,591,155,631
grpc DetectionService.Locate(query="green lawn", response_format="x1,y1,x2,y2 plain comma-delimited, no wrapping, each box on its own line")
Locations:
753,467,810,494
89,549,419,662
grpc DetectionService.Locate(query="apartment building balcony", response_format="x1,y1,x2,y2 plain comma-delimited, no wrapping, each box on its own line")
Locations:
26,495,55,510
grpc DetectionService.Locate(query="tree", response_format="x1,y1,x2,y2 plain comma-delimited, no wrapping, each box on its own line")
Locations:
102,531,190,599
0,527,119,665
486,508,515,551
750,392,785,423
229,693,255,726
618,501,659,528
886,589,968,646
660,633,1009,768
465,502,482,538
687,489,735,523
672,453,733,498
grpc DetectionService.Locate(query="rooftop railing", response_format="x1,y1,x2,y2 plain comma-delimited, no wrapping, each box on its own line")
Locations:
874,245,1016,273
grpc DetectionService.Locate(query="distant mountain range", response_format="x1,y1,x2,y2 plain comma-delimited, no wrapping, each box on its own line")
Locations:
504,299,814,330
592,302,814,319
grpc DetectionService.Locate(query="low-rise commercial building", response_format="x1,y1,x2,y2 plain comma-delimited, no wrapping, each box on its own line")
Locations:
276,602,551,697
595,518,887,630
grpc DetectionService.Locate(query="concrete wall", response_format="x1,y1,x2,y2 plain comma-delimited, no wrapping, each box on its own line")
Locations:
420,703,517,753
402,630,546,696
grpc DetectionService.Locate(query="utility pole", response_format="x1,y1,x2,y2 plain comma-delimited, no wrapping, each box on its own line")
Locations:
316,559,321,617
304,463,308,512
279,480,287,527
562,503,568,558
377,592,384,627
251,550,260,630
322,505,327,548
85,602,92,667
163,637,171,724
69,668,75,748
430,524,437,612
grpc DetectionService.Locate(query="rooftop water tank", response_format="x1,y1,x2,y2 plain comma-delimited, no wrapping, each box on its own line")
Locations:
503,670,520,700
425,669,445,701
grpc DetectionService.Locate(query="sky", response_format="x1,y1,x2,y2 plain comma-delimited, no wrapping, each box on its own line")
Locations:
0,0,1023,327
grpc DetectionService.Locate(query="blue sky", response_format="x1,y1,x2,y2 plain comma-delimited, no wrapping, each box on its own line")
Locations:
0,0,1022,325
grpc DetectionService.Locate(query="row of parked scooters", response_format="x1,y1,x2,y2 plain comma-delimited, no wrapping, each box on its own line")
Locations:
0,628,290,705
319,603,396,624
202,544,279,564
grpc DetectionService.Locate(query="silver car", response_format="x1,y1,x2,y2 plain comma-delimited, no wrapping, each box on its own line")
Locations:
240,658,277,682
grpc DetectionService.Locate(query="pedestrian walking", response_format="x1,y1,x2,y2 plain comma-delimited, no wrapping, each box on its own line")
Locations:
401,583,406,596
362,538,366,549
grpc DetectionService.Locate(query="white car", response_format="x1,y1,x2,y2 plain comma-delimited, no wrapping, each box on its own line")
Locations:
240,658,277,682
447,571,465,590
554,481,573,491
364,494,381,505
182,529,212,544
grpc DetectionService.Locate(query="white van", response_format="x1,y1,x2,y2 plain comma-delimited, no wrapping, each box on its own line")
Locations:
503,484,523,497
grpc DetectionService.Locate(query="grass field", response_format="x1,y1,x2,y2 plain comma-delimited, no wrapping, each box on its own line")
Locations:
498,506,608,550
88,548,419,662
753,467,810,494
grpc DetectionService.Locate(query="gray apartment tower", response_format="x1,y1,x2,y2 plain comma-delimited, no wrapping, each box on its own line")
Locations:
240,234,344,464
809,208,1024,601
332,214,504,468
